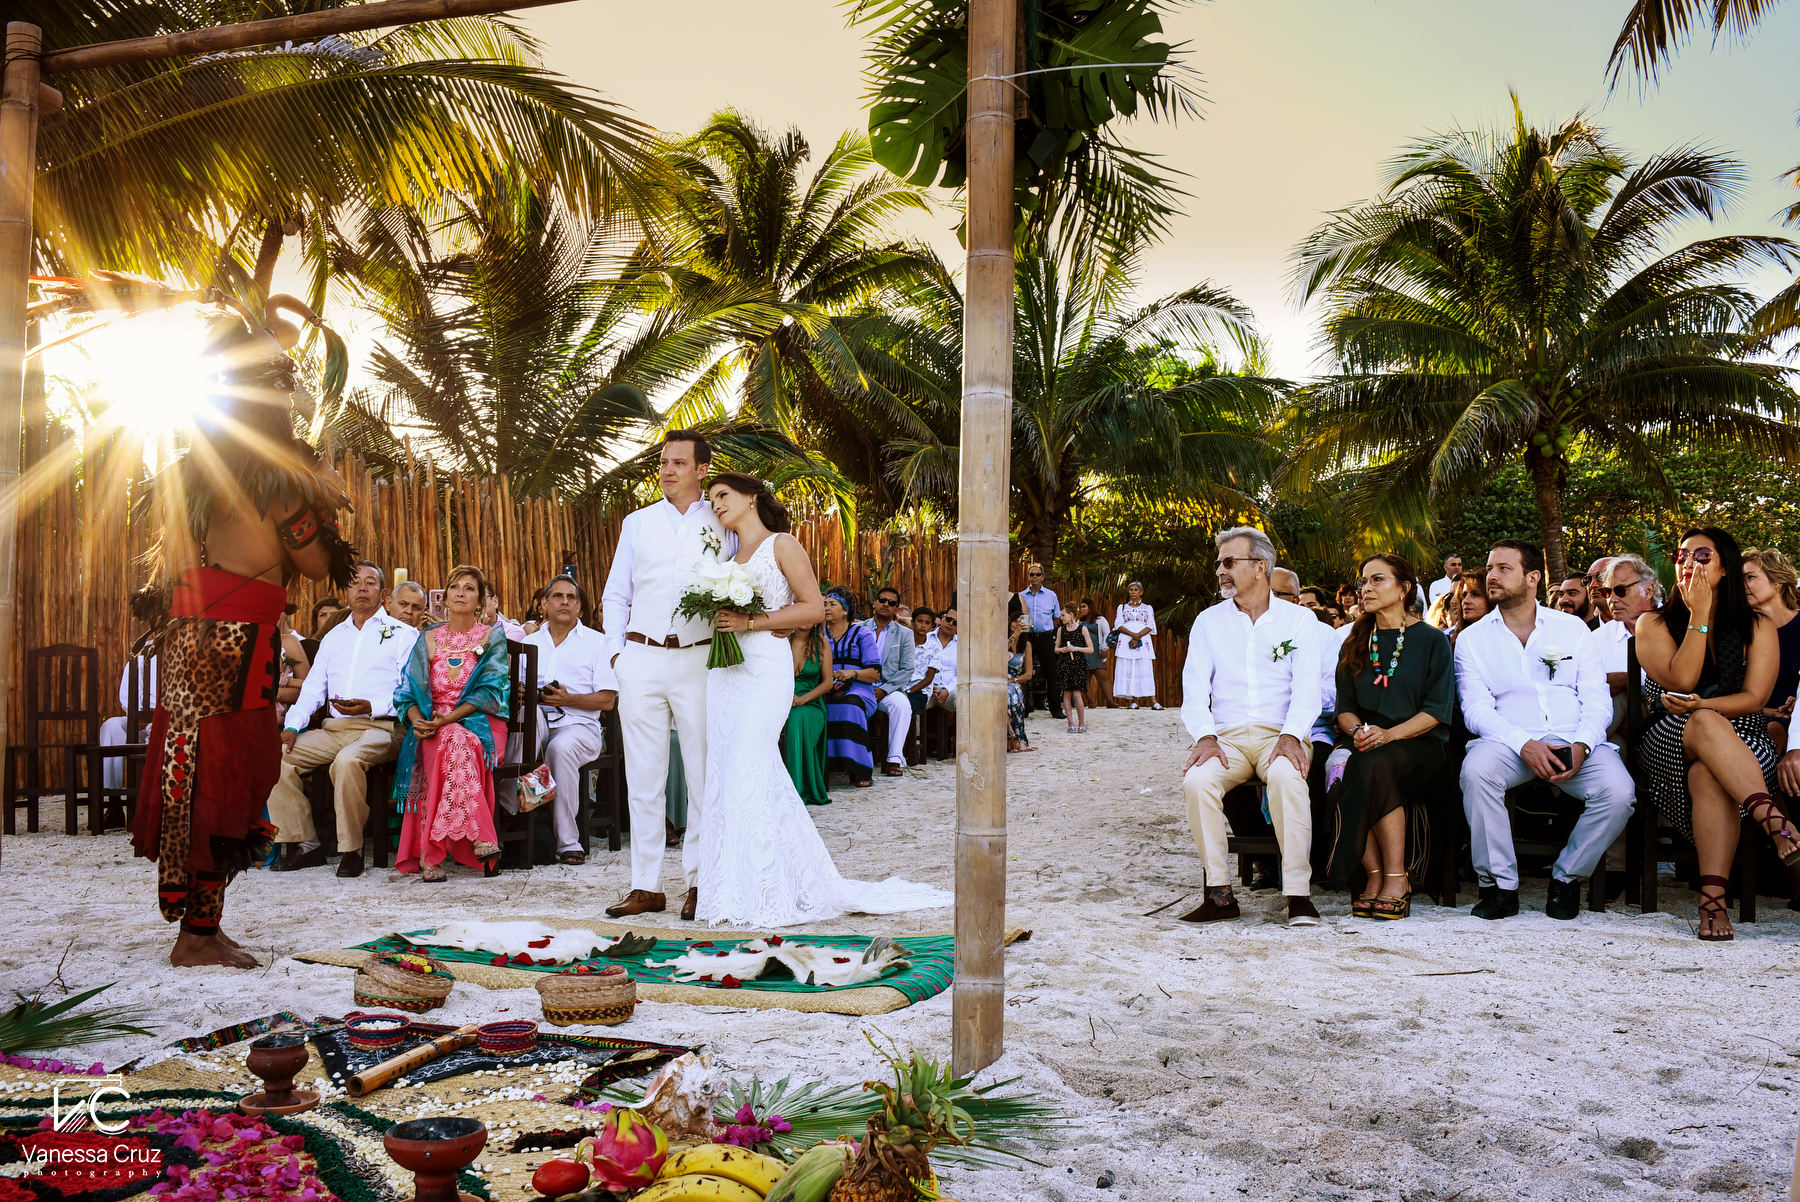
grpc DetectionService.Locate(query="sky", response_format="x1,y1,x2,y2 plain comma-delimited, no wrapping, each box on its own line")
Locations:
515,0,1800,381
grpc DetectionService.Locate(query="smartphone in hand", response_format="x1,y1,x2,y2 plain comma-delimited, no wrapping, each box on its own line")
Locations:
1550,745,1576,773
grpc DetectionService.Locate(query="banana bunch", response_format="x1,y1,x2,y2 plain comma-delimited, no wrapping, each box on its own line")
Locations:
633,1146,787,1202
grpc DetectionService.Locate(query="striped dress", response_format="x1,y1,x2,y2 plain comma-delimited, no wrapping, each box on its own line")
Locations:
827,624,879,784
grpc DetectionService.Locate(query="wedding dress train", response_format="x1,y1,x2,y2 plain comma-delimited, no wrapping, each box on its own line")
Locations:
693,536,953,927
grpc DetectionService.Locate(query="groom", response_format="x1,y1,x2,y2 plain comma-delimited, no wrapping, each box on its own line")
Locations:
601,431,735,920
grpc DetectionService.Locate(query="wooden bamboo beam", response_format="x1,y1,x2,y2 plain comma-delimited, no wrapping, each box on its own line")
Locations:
42,0,580,74
952,0,1015,1078
0,23,44,844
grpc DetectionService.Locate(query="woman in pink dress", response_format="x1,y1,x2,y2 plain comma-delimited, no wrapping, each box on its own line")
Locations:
392,565,511,880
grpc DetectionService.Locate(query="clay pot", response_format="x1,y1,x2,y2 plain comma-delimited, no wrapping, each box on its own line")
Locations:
383,1117,488,1202
240,1033,319,1116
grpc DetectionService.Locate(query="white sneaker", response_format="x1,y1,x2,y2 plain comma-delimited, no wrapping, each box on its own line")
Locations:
1130,702,1140,710
1151,702,1164,711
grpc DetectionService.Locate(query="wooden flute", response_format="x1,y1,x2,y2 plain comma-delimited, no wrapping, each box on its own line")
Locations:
346,1024,479,1096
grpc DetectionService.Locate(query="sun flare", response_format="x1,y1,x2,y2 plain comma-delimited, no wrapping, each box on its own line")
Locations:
72,311,218,436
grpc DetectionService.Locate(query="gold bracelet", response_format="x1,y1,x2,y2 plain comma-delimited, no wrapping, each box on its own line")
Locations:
748,616,756,631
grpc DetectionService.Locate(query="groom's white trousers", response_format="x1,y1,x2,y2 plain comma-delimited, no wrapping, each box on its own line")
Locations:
614,640,711,892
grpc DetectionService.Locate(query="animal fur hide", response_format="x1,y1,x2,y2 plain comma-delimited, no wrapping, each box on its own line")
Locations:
422,920,615,964
647,937,910,988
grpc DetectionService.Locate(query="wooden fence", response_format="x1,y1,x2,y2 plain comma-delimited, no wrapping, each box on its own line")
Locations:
9,438,1189,755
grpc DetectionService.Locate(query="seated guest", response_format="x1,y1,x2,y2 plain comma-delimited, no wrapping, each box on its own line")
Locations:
1553,574,1597,627
823,587,879,787
783,624,834,805
1328,555,1456,919
304,594,346,662
1586,557,1616,624
1426,553,1463,613
1298,586,1332,619
274,605,310,724
1270,567,1303,607
1006,614,1035,752
1306,598,1352,880
1742,547,1800,747
524,574,617,864
270,562,417,878
389,580,430,630
393,565,510,880
1635,528,1800,939
1179,526,1323,927
1592,555,1660,698
520,584,551,636
907,606,941,712
928,608,959,710
1335,583,1361,624
858,584,915,777
481,583,528,641
1456,540,1634,920
100,605,163,791
1449,569,1490,643
894,604,912,624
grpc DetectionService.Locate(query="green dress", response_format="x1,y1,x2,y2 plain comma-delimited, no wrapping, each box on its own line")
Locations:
783,653,831,806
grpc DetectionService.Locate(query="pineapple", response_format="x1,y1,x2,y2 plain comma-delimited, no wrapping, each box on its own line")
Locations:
828,1046,975,1202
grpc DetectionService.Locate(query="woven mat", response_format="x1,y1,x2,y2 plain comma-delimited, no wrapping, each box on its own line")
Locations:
294,918,1030,1016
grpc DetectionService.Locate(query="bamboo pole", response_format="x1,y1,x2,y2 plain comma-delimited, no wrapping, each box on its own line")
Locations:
42,0,579,74
0,22,43,845
952,0,1015,1078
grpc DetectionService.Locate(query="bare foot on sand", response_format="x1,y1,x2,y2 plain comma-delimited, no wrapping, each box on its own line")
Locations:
170,932,258,969
214,929,244,950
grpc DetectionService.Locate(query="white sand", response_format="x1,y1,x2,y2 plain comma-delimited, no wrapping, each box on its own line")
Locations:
4,707,1798,1201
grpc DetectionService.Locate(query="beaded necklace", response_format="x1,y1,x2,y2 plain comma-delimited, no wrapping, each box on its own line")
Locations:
1369,621,1406,688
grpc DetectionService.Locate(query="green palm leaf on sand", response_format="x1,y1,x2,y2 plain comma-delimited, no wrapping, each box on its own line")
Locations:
0,984,157,1056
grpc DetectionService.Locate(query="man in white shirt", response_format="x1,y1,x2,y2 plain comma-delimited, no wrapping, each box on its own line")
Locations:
269,561,418,877
1590,555,1660,695
858,585,916,775
1426,554,1463,611
524,574,618,864
100,635,160,791
1455,540,1635,921
928,610,958,711
600,431,735,920
1179,527,1323,926
1585,556,1617,624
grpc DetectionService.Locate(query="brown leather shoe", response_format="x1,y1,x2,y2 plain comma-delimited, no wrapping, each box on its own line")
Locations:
606,889,666,918
680,887,698,921
275,844,327,872
335,851,365,879
1178,891,1240,924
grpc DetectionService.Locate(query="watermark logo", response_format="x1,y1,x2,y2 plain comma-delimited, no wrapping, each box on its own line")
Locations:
49,1076,131,1135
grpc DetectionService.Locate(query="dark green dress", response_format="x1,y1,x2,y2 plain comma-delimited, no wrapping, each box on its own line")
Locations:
1325,621,1456,888
783,653,831,806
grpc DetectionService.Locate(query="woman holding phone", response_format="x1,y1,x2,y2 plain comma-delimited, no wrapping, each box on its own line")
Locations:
1634,527,1800,940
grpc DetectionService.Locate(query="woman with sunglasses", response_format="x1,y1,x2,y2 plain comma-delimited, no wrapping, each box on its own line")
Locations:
1635,527,1800,940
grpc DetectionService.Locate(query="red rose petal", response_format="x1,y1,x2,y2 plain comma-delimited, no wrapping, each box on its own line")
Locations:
528,938,552,948
767,935,783,945
832,957,851,964
699,974,714,982
721,975,743,988
692,941,714,948
510,953,534,965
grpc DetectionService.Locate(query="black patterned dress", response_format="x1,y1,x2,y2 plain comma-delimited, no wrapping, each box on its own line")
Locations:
1637,626,1777,841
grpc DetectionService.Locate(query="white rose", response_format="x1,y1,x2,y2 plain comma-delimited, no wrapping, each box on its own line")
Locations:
710,580,733,601
728,582,755,607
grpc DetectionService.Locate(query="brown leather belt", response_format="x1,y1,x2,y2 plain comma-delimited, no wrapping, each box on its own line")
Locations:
625,631,712,649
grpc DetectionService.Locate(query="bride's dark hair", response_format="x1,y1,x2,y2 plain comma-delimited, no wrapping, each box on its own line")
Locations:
708,471,791,533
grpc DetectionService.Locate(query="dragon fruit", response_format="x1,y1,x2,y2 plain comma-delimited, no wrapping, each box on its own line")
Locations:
580,1108,668,1191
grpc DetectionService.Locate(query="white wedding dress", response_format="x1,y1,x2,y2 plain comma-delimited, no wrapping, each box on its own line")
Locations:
693,535,953,927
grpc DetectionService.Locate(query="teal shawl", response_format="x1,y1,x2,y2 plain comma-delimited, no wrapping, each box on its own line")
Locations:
391,620,511,808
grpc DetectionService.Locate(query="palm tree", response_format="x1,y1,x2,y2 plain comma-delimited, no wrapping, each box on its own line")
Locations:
866,222,1281,568
1607,0,1783,84
30,0,664,303
638,110,949,516
1286,95,1800,581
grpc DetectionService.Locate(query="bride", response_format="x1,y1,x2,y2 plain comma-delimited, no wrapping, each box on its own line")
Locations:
692,472,952,927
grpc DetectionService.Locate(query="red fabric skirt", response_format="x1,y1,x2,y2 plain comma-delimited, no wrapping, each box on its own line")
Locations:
131,568,286,892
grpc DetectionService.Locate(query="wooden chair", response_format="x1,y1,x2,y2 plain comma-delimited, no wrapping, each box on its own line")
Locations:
923,705,956,760
1623,637,1760,922
579,707,627,853
86,648,157,834
492,640,545,868
1225,782,1458,905
4,644,101,835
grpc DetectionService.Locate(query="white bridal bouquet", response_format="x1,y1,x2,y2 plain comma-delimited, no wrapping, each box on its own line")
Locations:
674,559,769,669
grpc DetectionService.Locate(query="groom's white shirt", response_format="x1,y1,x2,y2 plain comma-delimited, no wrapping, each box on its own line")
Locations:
601,496,737,659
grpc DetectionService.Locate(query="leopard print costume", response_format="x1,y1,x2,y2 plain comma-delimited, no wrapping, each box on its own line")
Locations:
153,615,279,926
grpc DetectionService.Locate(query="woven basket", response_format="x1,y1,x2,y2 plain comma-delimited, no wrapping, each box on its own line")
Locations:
537,964,635,1026
353,953,454,1013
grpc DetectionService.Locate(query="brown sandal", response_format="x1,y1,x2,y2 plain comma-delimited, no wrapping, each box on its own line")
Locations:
1352,869,1382,918
1370,872,1412,921
1696,874,1733,941
1744,793,1800,870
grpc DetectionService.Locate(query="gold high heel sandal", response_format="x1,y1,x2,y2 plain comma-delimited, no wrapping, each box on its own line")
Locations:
1370,872,1412,920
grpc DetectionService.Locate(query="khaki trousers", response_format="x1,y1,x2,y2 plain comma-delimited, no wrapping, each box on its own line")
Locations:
1182,722,1313,895
266,718,401,852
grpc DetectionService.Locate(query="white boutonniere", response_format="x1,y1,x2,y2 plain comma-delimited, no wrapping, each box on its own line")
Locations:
1539,652,1573,680
377,621,399,643
699,527,723,558
1271,639,1298,663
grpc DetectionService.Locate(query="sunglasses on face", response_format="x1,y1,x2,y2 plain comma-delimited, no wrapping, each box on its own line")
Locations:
1606,580,1643,598
1215,557,1259,571
1674,548,1717,565
942,617,957,625
876,596,897,605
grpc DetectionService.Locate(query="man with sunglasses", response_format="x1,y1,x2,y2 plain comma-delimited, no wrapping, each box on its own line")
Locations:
1455,540,1635,921
928,609,960,712
1017,564,1064,719
1179,526,1323,927
858,586,916,775
1585,557,1616,623
1591,555,1660,698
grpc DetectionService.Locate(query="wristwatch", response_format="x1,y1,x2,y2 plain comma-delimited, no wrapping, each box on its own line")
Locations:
748,616,756,631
